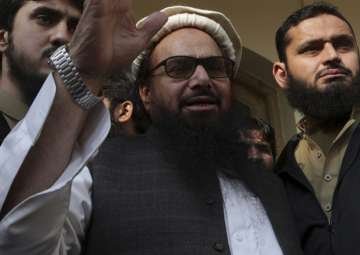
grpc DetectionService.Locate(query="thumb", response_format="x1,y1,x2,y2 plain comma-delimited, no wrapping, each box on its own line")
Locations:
137,11,168,43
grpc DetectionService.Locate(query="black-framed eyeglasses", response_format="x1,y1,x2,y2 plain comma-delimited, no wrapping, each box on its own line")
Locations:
150,55,234,79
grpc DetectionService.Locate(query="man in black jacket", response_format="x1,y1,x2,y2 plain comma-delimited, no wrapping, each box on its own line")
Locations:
0,1,302,254
86,6,302,255
273,2,360,255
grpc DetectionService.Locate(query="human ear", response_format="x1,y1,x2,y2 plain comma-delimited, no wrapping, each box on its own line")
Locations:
0,30,9,52
139,85,151,112
114,100,134,123
272,62,289,89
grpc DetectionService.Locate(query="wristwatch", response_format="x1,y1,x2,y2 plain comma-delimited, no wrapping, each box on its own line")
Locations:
49,45,101,110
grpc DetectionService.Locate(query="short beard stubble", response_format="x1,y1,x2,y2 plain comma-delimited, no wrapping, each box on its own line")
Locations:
5,35,50,104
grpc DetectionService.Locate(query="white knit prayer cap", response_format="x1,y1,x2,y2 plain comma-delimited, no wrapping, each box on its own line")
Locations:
132,5,243,79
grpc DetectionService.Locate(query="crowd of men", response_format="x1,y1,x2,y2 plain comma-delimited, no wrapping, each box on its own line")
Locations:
0,0,359,254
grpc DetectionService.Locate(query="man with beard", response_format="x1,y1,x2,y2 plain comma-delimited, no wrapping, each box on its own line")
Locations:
273,2,360,255
238,117,276,171
0,0,84,142
82,6,301,255
0,3,302,255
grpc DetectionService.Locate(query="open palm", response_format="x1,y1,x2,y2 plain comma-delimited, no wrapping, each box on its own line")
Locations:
69,0,167,78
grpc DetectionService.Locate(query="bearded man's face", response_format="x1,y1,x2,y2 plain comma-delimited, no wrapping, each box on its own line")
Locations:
278,15,360,121
285,69,360,121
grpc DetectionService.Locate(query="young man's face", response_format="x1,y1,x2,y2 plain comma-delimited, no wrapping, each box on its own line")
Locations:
274,14,360,120
239,129,274,171
284,14,359,92
141,28,232,130
2,0,81,99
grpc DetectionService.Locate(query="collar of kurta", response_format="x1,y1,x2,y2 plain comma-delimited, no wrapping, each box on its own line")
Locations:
296,104,360,135
295,105,360,156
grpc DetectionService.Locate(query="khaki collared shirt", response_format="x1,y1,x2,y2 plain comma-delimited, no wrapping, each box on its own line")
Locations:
295,106,360,221
0,89,28,128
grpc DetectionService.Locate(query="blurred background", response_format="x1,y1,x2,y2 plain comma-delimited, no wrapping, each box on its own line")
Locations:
133,0,359,151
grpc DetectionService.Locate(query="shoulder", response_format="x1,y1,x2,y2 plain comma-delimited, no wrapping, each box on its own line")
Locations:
99,134,150,155
89,134,157,169
273,133,302,174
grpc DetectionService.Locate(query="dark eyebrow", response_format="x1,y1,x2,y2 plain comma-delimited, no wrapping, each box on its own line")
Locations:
296,39,324,53
30,6,62,18
29,6,80,21
297,34,356,53
331,34,356,45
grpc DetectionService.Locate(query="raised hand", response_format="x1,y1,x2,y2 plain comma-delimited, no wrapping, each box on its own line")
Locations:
69,0,167,82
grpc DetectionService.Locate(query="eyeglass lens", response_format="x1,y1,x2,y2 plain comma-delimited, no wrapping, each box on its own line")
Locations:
165,56,233,79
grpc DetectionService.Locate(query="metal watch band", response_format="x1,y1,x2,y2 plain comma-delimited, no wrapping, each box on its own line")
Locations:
49,45,100,110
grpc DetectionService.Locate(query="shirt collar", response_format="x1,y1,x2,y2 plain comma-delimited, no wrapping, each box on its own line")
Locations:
296,104,360,135
296,116,320,135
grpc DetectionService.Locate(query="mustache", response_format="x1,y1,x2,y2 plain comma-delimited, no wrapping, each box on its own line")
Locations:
42,46,59,59
180,90,220,107
315,63,352,80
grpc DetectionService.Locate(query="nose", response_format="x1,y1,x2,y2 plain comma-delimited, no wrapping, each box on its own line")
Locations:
188,64,211,88
49,21,72,47
322,42,341,64
248,145,260,159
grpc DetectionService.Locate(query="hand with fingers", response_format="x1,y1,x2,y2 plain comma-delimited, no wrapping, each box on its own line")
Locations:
69,0,167,92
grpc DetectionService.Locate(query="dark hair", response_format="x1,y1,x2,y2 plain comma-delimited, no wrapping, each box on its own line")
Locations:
103,72,151,134
0,0,25,31
135,52,153,88
103,73,135,117
236,117,277,159
275,1,355,62
255,118,276,159
0,0,84,31
129,83,151,133
0,0,84,71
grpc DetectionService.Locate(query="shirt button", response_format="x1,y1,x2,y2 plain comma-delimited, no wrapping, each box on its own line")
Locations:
324,203,332,212
298,163,304,169
317,152,322,159
213,242,225,252
324,174,333,182
234,232,244,242
206,199,215,206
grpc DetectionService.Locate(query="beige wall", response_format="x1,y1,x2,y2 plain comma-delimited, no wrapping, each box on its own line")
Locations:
134,0,360,62
134,0,301,62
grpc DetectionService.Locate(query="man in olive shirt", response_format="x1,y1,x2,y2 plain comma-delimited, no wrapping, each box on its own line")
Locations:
273,2,360,255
